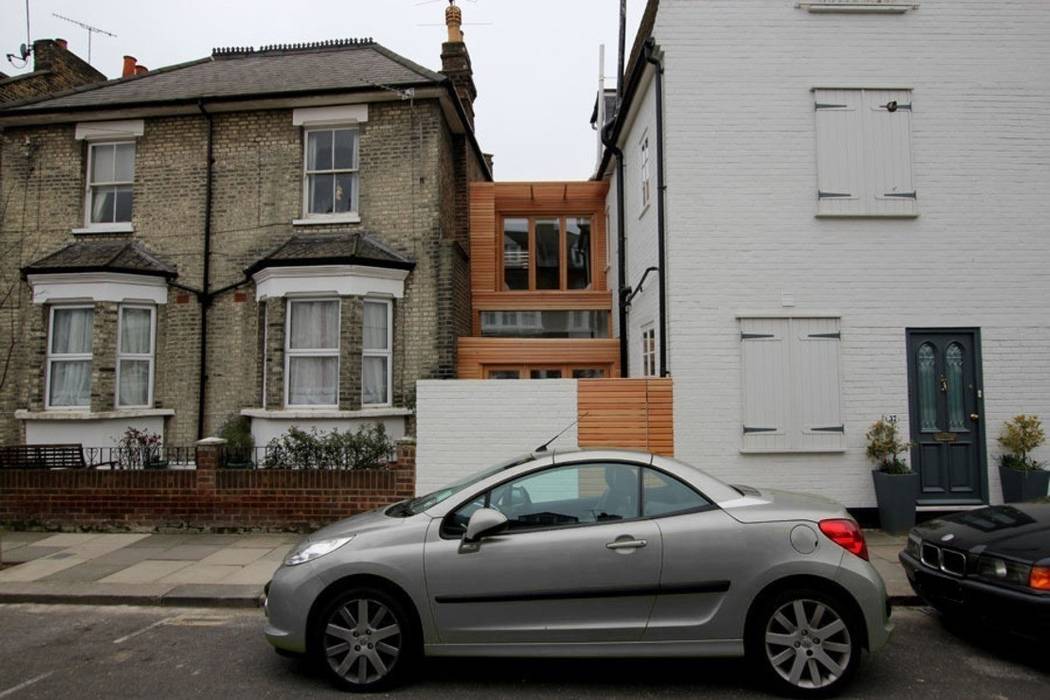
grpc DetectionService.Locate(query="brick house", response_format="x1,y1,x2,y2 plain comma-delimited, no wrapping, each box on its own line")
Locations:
0,38,105,105
598,0,1050,508
0,18,489,452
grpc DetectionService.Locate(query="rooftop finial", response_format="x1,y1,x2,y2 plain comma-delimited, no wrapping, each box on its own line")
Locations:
445,1,463,43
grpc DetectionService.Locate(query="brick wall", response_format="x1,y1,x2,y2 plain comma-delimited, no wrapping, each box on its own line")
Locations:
0,39,106,104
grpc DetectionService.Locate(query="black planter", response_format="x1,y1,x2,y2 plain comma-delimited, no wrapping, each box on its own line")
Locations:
871,470,920,534
998,465,1050,503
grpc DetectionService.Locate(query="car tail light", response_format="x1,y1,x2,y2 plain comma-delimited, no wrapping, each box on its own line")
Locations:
1030,566,1050,591
819,519,869,561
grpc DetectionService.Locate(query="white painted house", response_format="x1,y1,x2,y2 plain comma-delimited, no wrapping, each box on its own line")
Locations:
598,0,1050,509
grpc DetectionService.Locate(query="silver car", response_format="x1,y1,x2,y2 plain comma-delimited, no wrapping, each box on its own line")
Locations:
264,450,891,696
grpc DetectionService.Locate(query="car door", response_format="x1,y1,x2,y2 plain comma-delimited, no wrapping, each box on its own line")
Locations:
424,461,663,644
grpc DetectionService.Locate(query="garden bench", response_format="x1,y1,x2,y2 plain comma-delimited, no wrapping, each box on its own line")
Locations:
0,444,114,470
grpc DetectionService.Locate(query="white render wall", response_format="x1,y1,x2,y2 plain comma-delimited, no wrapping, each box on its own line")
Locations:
612,0,1050,506
415,379,578,496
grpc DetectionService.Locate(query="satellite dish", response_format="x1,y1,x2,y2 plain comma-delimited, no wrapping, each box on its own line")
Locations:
19,43,30,60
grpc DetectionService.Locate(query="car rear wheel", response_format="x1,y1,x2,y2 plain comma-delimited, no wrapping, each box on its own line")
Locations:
311,586,418,692
748,588,861,697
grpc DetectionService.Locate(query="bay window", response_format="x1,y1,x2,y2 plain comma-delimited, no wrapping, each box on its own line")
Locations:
47,306,94,409
116,305,156,408
285,299,340,407
362,299,392,406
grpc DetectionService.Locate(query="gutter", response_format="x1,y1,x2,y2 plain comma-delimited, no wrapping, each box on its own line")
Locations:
644,40,669,377
196,100,215,441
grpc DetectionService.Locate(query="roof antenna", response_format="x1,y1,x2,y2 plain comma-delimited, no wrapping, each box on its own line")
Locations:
52,13,117,65
534,412,588,453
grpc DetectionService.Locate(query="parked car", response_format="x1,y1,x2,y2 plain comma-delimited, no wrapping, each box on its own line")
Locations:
264,449,891,696
899,504,1050,636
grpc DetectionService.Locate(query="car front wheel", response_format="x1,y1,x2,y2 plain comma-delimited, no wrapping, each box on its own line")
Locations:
311,586,418,692
748,588,862,697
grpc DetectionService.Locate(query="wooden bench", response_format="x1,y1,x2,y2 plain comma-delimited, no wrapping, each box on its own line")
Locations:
0,444,93,470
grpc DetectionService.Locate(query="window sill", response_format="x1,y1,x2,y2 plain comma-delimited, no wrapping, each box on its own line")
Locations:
815,213,919,219
15,408,174,421
799,2,918,14
241,407,412,420
72,222,135,235
739,447,847,455
292,214,361,226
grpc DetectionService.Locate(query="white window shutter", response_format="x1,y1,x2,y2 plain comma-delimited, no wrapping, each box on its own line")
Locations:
740,318,791,451
866,89,916,216
792,318,846,450
814,89,862,216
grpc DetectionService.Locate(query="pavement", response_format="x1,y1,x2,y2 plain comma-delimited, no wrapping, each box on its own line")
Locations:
0,529,916,608
0,603,1046,698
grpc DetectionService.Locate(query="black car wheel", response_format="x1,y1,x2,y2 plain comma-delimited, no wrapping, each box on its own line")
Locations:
311,586,419,692
748,587,862,697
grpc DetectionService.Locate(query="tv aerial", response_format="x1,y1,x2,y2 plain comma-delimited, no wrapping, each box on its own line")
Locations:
52,13,117,65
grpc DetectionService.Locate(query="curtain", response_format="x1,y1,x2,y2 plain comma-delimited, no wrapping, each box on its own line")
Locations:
362,356,388,405
289,356,338,405
289,301,339,349
50,361,91,406
52,308,93,354
118,360,150,406
120,308,151,353
363,301,388,350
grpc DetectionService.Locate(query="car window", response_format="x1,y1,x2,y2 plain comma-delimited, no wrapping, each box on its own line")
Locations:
447,463,641,535
642,468,710,516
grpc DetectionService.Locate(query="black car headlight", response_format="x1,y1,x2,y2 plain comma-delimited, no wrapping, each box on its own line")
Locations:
977,555,1031,586
906,533,921,559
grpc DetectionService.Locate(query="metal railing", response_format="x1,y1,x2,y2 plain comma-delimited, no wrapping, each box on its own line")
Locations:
83,446,197,470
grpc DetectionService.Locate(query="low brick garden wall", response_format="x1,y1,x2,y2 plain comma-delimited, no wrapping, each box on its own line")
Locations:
0,442,416,531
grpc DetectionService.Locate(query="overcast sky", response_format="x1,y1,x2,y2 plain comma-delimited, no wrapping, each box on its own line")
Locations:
2,0,644,180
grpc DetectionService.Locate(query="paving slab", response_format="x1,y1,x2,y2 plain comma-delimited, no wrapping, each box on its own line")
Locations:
235,534,300,548
260,545,294,563
0,554,87,582
124,534,190,548
222,560,281,586
158,564,242,585
199,548,269,566
152,545,225,561
32,534,105,548
99,560,193,584
0,546,67,564
39,559,139,584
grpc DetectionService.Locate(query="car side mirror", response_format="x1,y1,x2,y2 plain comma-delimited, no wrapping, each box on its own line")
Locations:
463,508,508,543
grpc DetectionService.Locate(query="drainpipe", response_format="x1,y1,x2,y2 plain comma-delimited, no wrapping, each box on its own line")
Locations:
196,100,214,440
644,40,669,377
600,128,629,377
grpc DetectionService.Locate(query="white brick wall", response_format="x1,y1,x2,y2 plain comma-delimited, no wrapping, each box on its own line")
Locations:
611,0,1050,506
415,379,578,495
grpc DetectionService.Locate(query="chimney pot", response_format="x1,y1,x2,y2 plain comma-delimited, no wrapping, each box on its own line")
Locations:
122,55,138,78
135,65,148,76
54,38,68,50
445,3,463,43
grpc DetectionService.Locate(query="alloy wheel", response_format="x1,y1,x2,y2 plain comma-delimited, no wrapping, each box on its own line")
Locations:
323,597,402,685
764,598,852,690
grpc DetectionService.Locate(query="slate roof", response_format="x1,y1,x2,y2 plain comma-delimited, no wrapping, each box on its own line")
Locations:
246,232,415,276
22,239,178,278
4,40,445,113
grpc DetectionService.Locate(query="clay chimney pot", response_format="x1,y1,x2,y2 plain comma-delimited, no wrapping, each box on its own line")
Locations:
54,38,68,50
135,65,148,76
122,55,138,78
445,3,463,43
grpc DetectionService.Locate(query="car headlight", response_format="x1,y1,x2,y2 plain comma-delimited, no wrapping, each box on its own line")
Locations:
906,533,921,558
284,535,355,566
977,555,1030,586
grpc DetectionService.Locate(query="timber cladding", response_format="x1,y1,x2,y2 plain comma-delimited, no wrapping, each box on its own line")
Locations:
577,378,674,456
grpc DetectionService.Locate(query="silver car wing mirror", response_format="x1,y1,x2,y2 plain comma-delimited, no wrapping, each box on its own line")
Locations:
463,508,508,543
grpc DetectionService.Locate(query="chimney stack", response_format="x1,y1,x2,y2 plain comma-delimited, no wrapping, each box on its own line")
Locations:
122,55,138,78
440,1,477,128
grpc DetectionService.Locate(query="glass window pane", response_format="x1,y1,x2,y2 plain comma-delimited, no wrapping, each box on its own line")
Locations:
114,186,133,222
362,356,389,405
529,368,562,379
289,301,339,349
288,356,338,405
572,368,605,379
488,369,520,379
643,469,709,517
333,129,357,169
488,464,639,529
565,217,591,289
946,343,966,431
334,173,355,213
307,130,333,171
480,310,608,339
308,174,335,214
120,308,152,353
917,342,938,432
502,218,529,290
118,359,150,406
52,308,94,354
90,186,116,223
49,360,91,406
535,218,560,289
114,143,135,181
363,301,389,350
91,144,114,183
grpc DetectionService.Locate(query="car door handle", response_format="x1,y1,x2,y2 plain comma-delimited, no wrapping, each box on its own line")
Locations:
606,538,648,550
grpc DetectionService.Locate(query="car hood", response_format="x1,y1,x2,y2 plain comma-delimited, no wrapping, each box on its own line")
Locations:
720,486,850,524
304,504,424,541
911,504,1050,562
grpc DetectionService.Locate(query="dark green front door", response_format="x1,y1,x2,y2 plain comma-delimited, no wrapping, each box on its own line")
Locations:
906,329,987,505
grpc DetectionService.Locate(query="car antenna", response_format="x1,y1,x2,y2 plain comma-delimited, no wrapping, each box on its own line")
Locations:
534,413,588,453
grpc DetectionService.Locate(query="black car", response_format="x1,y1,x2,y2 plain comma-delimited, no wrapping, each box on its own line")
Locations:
899,504,1050,635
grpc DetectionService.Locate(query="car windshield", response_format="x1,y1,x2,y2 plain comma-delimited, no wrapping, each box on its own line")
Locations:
387,454,536,516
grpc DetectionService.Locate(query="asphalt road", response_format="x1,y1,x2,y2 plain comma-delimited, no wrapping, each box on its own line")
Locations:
0,604,1046,698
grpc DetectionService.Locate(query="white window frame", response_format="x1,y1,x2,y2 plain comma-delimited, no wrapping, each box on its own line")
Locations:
45,304,94,411
641,323,657,377
362,298,393,407
300,127,360,223
284,298,341,409
84,140,135,229
639,132,651,211
115,304,156,409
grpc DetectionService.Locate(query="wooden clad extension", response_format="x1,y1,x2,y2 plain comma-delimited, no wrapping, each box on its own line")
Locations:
577,378,674,456
457,338,620,379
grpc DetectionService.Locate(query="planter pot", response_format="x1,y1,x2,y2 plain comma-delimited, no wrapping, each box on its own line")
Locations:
998,466,1050,503
872,470,920,534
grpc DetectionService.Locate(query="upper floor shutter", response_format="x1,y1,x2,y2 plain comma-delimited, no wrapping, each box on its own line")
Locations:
814,89,862,216
866,89,916,216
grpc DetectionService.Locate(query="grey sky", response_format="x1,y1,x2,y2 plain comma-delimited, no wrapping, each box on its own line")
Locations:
2,0,644,180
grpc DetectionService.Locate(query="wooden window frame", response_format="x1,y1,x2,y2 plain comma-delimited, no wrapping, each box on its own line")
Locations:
641,323,657,377
498,214,595,293
482,363,611,380
85,140,135,227
302,126,360,221
45,304,95,411
115,304,156,409
362,297,393,408
284,297,341,409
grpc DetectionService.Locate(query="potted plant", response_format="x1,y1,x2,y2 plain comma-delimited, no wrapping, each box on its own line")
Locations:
220,416,255,469
116,427,166,469
997,414,1048,503
867,418,920,534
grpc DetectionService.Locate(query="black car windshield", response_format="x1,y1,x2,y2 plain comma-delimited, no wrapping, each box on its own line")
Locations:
388,454,535,516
